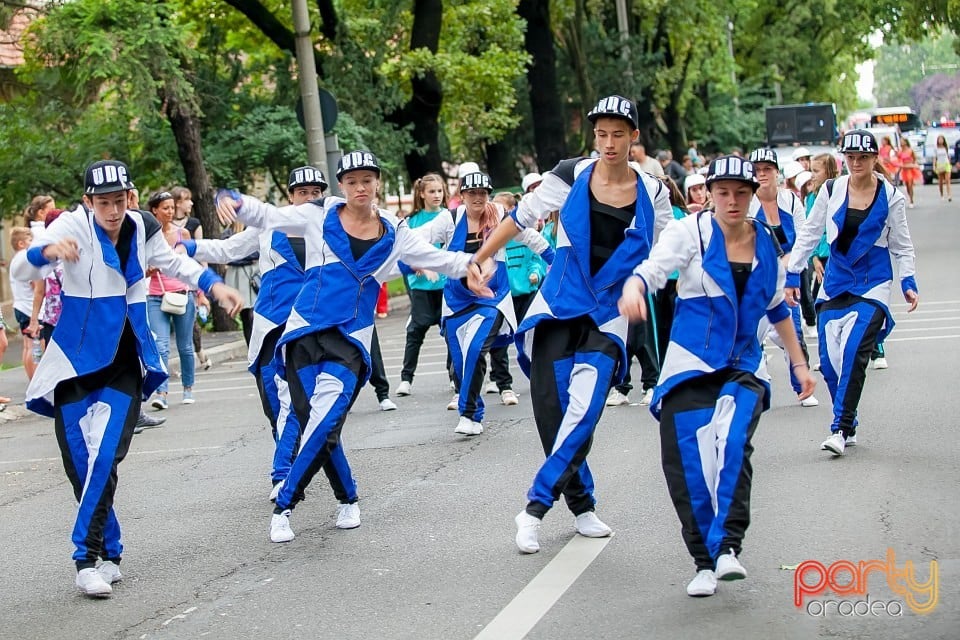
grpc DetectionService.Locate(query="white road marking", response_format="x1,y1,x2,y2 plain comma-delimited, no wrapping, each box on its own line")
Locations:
0,446,224,466
474,535,612,640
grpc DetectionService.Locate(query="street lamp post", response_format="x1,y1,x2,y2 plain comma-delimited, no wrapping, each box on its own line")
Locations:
292,0,329,181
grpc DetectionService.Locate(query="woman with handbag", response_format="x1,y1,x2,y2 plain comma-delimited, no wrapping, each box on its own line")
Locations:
145,191,202,408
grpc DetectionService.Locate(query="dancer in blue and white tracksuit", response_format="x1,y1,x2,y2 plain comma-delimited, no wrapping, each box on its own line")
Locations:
748,147,819,407
11,160,242,598
785,130,918,456
183,167,357,523
468,96,673,553
415,171,553,435
217,151,483,543
620,155,815,597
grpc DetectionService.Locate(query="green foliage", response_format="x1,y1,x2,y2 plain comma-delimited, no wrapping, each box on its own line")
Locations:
874,29,960,113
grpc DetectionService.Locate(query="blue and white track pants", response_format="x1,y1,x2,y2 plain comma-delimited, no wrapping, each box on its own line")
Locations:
443,307,504,423
524,317,619,519
54,324,141,570
659,370,765,571
273,330,362,513
816,294,886,436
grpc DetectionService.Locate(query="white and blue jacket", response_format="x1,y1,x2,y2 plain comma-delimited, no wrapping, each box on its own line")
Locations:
185,227,306,374
414,204,553,335
11,207,221,416
749,189,805,253
633,212,791,417
510,158,673,380
787,175,917,342
233,196,473,380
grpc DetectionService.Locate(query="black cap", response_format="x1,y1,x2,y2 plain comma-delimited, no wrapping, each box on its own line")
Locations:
84,160,134,195
288,166,328,191
706,155,759,191
840,129,879,154
748,147,779,167
587,95,639,129
336,151,381,180
459,172,493,193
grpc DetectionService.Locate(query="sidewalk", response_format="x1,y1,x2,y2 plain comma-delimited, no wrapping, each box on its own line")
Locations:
0,291,412,424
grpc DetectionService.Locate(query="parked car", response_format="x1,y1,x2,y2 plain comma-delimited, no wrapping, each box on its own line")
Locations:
921,126,960,184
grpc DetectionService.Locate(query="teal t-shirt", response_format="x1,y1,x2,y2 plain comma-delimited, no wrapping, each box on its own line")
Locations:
405,208,448,290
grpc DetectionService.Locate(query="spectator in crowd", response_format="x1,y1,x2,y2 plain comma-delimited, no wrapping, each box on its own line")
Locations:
657,150,688,183
630,141,664,176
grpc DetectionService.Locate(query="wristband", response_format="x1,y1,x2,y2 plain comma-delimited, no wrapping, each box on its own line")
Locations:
790,362,808,371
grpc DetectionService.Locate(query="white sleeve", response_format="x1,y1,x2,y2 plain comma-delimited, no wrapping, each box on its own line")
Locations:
514,172,570,229
193,228,261,264
395,222,473,278
146,232,208,291
633,216,699,293
237,195,310,235
768,259,787,310
786,193,806,256
10,212,82,282
414,211,455,246
788,184,829,274
884,192,917,284
515,224,549,254
650,178,674,238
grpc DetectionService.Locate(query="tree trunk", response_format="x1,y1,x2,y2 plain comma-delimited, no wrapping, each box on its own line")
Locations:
397,0,443,181
485,139,516,188
163,89,233,331
518,0,566,171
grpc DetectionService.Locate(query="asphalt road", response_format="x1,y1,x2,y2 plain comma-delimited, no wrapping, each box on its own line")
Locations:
1,183,958,639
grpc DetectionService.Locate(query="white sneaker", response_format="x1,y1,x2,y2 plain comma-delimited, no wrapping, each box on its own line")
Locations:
821,432,846,456
800,394,819,407
515,511,541,554
269,481,284,502
454,415,483,435
76,568,112,597
574,512,613,538
500,389,519,406
606,389,630,406
803,324,818,339
686,570,718,597
270,510,295,543
812,362,821,371
336,503,361,529
379,398,398,411
446,394,459,411
845,433,858,447
97,561,122,584
873,357,888,370
485,380,499,394
639,388,654,406
715,549,747,581
396,381,412,396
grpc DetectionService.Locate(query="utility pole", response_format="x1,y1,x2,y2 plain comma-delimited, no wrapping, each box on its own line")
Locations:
292,0,329,180
615,0,633,87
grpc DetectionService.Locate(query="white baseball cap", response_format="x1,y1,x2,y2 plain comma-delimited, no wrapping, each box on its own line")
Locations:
782,160,804,181
791,147,812,161
795,171,813,191
684,174,706,191
521,172,542,193
458,162,481,178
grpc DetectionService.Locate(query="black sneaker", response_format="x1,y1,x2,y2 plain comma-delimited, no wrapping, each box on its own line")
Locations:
134,412,166,434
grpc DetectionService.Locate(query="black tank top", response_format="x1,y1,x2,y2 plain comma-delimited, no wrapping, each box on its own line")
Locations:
730,261,753,304
589,189,635,276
